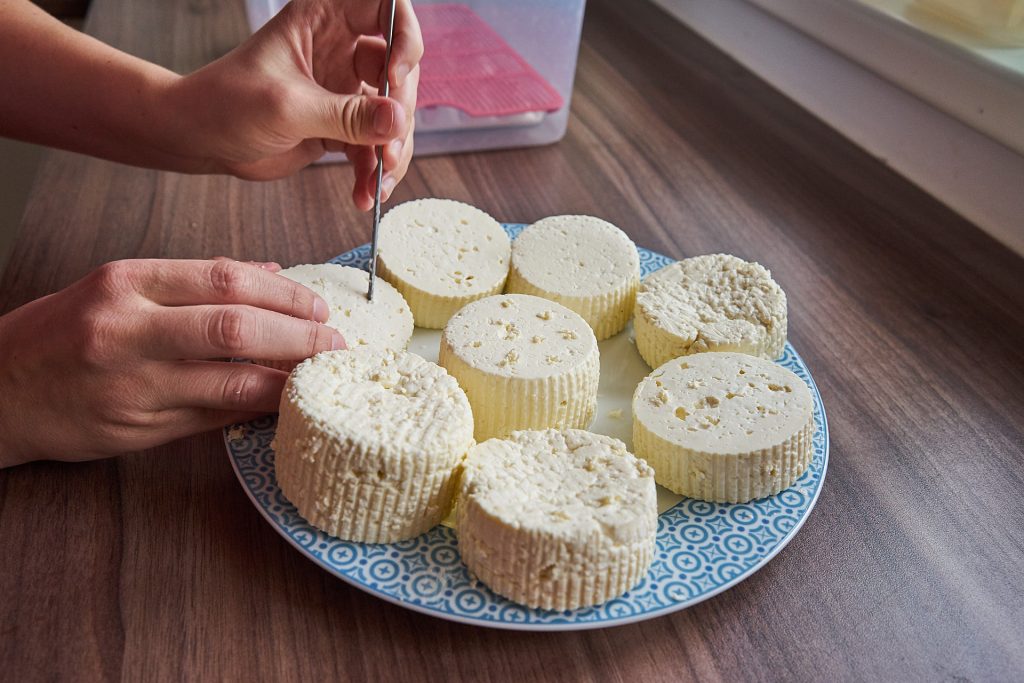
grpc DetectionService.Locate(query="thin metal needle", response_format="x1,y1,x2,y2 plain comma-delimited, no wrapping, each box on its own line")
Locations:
368,0,397,301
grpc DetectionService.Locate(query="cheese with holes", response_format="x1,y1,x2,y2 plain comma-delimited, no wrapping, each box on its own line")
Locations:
457,429,657,610
634,254,787,368
257,264,413,371
377,198,511,329
632,352,813,503
272,348,474,543
438,294,599,441
505,215,640,340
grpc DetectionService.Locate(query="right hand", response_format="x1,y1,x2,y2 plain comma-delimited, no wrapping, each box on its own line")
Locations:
0,258,345,467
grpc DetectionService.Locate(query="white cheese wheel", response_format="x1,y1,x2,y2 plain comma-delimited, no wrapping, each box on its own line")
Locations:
457,429,657,611
632,351,814,503
505,215,640,340
257,264,413,371
438,294,600,441
376,198,511,329
272,348,474,543
634,254,787,368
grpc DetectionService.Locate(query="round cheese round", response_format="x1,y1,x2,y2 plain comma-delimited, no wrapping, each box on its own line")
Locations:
457,429,657,611
438,294,600,441
634,254,787,368
632,351,814,503
376,198,511,329
257,263,413,371
505,215,640,340
272,348,474,543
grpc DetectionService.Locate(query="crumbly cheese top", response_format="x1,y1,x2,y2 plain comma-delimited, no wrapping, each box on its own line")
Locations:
633,352,812,453
443,294,597,378
637,254,786,344
377,198,510,296
285,348,473,457
461,429,656,544
278,264,413,350
511,215,640,297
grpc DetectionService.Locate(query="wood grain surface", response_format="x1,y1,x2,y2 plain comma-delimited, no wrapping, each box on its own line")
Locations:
2,0,1023,680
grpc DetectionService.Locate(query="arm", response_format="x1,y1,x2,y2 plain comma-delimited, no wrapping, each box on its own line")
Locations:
0,0,422,207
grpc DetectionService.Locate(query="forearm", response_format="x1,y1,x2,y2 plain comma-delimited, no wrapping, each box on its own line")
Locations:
0,0,212,173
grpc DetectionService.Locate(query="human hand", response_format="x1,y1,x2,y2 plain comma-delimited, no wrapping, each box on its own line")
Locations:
167,0,422,208
0,258,345,467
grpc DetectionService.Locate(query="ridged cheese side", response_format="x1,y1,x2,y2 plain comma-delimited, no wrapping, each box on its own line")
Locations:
376,198,510,329
272,349,474,543
634,254,787,368
632,352,814,503
505,216,640,340
438,294,600,441
457,429,657,610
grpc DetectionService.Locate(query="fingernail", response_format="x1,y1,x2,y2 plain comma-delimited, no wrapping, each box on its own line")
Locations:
395,63,410,87
382,176,397,198
373,102,395,136
313,297,329,322
331,329,347,350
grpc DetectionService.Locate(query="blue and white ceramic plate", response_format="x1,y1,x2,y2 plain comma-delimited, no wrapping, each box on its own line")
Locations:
224,223,829,631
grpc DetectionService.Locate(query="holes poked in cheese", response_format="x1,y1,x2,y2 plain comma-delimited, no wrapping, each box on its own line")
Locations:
457,429,657,611
506,215,641,341
632,351,813,503
376,198,510,329
634,253,788,368
255,263,413,372
439,294,599,441
272,348,474,543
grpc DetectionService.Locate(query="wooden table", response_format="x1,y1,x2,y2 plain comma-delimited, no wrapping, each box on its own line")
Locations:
3,0,1023,679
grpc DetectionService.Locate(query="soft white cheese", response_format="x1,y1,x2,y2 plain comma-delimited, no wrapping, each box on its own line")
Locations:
377,198,510,329
438,294,600,441
257,263,413,371
632,351,813,503
457,429,657,610
505,215,640,340
272,348,474,543
634,254,787,368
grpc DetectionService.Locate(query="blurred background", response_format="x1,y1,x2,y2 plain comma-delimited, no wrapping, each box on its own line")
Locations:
3,0,1021,272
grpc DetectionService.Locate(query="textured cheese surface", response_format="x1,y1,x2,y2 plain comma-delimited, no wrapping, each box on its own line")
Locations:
439,294,600,440
457,429,657,610
634,254,787,368
377,198,511,329
632,352,813,503
272,348,474,543
505,215,640,340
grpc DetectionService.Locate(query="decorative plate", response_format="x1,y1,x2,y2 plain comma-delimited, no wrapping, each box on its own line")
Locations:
224,224,829,631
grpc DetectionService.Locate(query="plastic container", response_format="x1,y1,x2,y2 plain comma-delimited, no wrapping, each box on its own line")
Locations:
245,0,587,157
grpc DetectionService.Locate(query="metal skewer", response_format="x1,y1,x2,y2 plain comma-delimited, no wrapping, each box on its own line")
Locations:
368,0,398,301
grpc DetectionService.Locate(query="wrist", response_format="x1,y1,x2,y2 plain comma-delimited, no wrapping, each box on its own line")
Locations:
145,70,225,175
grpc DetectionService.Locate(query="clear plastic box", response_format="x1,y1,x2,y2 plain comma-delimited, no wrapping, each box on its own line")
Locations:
245,0,587,157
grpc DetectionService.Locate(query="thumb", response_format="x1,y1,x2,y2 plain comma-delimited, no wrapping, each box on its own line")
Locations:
306,90,405,146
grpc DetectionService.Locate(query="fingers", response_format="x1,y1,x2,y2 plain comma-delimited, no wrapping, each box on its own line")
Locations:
142,304,346,361
384,0,423,89
134,259,329,323
354,36,388,89
345,0,423,89
161,360,288,413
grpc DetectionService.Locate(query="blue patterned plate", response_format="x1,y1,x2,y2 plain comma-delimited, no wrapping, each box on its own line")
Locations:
224,224,829,630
